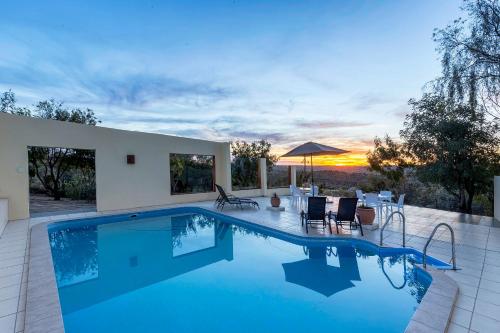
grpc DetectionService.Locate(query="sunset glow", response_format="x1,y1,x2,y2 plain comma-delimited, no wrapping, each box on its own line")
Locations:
277,147,370,167
0,1,461,166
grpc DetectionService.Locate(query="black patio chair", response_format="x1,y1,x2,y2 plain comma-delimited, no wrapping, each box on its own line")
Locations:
301,196,327,233
215,184,259,210
329,197,363,236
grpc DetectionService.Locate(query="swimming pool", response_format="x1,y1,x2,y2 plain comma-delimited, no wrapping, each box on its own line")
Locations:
47,207,446,333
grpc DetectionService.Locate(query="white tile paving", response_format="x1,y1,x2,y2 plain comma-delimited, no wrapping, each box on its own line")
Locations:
1,196,499,332
0,219,28,333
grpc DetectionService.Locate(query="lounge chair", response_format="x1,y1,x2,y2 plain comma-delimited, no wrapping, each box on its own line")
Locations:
301,196,327,233
329,197,363,236
215,184,259,210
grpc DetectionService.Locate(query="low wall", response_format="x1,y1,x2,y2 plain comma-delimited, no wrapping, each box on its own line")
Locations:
495,176,500,221
0,113,232,220
0,198,7,235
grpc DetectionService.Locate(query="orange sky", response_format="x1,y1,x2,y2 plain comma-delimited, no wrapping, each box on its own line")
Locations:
276,147,370,167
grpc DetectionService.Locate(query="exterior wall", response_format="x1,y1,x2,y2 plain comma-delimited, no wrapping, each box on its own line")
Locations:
0,113,232,220
495,176,500,221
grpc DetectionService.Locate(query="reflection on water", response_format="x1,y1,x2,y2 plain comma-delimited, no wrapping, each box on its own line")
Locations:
49,212,430,333
282,246,361,297
50,225,98,287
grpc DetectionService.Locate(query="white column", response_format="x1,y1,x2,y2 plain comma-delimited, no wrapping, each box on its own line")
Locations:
495,176,500,221
259,158,268,196
290,166,297,187
221,142,232,192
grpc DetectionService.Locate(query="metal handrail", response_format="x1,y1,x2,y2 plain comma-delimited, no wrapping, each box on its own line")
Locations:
380,254,408,290
379,211,406,247
423,223,457,270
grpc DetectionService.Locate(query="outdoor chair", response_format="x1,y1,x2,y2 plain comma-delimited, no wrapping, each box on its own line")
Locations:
355,189,365,205
379,190,392,202
301,196,327,233
290,185,306,209
215,184,259,210
388,194,405,221
329,197,362,236
365,193,383,224
306,185,319,197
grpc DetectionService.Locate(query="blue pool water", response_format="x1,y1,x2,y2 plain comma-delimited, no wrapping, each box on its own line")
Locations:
48,207,439,333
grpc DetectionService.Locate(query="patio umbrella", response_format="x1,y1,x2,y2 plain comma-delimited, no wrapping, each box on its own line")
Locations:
281,247,360,297
281,142,349,190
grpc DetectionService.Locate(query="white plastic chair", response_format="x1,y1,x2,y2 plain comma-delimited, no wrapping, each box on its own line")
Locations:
364,193,382,224
310,185,319,196
355,189,365,205
290,185,306,210
379,190,392,202
389,194,405,222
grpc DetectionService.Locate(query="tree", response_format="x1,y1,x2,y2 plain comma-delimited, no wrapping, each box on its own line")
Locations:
230,140,279,189
1,90,99,125
230,140,279,170
0,90,31,116
367,135,410,189
400,94,500,213
433,0,500,119
2,90,100,200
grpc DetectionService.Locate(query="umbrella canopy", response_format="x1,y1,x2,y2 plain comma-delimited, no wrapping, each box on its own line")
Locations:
281,246,360,297
281,141,349,157
282,259,355,297
281,142,349,190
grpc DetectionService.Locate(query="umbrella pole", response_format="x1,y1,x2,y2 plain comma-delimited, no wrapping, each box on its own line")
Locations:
310,154,314,196
303,155,306,187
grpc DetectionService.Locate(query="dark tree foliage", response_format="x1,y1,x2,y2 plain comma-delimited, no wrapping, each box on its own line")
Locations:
230,140,279,170
1,90,99,124
230,140,278,190
28,148,95,200
401,94,500,213
433,0,500,119
49,225,98,286
367,135,410,188
2,90,99,200
170,154,215,194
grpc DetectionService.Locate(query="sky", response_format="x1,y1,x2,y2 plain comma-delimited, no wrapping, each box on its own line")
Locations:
0,0,463,166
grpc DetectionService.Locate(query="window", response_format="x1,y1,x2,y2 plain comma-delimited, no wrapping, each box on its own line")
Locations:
170,154,215,194
231,157,260,190
267,165,290,188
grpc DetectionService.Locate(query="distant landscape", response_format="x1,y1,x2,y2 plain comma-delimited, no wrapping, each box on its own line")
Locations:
269,165,494,216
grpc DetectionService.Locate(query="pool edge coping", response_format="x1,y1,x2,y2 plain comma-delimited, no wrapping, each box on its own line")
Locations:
26,209,458,333
26,222,65,333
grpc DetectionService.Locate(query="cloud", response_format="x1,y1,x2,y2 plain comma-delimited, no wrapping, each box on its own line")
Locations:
109,116,205,125
340,93,392,111
220,129,290,143
392,104,410,119
86,74,233,107
296,119,371,129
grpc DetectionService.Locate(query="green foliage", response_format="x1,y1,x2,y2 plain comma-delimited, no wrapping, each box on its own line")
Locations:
28,148,96,201
231,140,279,171
433,0,500,119
401,94,500,213
0,90,31,116
170,154,214,194
230,140,279,190
0,90,99,125
366,1,500,215
63,168,96,201
367,135,410,188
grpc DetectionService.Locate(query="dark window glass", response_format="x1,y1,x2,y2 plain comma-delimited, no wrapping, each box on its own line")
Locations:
231,157,260,190
170,154,215,194
267,165,290,188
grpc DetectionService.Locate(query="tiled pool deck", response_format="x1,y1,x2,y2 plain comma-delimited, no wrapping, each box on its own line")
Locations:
1,196,499,333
